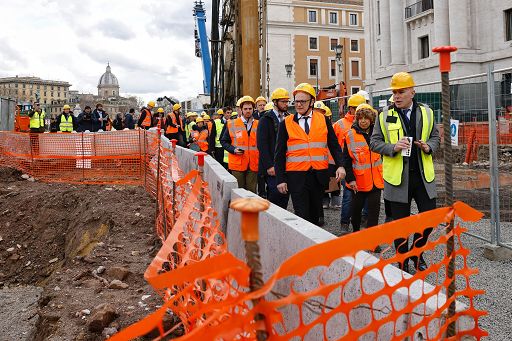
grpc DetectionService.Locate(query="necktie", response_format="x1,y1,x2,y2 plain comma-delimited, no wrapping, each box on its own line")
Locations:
302,116,310,134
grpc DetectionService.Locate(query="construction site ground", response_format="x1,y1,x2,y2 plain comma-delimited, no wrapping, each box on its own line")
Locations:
0,167,181,340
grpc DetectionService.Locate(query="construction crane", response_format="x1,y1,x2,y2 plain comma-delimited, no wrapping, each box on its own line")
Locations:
193,1,212,95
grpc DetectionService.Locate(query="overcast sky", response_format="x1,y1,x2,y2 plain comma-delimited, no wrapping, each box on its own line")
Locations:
0,0,212,103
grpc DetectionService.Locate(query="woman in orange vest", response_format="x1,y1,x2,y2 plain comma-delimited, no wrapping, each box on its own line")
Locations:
189,117,208,152
164,105,180,141
342,104,383,232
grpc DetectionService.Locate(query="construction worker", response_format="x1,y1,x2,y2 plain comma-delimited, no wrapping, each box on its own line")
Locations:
138,100,155,129
370,72,440,273
185,112,198,144
275,83,345,225
28,102,46,156
220,96,259,192
221,110,240,166
56,104,76,132
202,114,215,155
342,104,383,234
257,88,290,208
222,107,233,123
211,109,226,166
189,117,208,152
164,104,181,141
333,93,367,232
254,96,267,120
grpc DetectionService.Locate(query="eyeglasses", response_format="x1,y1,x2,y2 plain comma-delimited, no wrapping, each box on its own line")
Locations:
294,100,310,106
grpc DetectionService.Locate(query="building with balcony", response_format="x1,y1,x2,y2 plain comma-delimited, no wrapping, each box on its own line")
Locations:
267,0,366,97
363,0,512,91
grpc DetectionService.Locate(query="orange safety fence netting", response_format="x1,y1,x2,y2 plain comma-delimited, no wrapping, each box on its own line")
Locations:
0,130,157,185
112,201,488,341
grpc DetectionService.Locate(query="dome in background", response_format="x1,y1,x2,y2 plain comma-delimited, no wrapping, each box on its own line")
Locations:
98,63,119,87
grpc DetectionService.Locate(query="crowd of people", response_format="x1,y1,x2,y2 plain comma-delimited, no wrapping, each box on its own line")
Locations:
27,71,439,273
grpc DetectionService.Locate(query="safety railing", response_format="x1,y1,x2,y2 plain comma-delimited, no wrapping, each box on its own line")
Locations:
405,0,434,19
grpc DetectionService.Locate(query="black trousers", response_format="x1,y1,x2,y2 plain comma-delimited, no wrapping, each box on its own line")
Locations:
290,170,324,226
389,171,436,264
214,147,227,168
257,175,267,198
266,175,289,209
350,187,382,232
164,132,180,143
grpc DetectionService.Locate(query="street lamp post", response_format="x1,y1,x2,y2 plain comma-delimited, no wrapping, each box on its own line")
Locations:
334,44,344,96
285,64,293,93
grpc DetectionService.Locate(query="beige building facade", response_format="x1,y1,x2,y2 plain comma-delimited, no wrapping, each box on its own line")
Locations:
0,76,71,114
267,0,365,97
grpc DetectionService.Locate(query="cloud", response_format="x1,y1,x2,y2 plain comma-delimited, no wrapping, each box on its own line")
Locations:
0,0,207,102
96,20,136,40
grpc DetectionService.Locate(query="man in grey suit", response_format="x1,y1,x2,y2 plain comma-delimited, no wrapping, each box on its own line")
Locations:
370,72,440,273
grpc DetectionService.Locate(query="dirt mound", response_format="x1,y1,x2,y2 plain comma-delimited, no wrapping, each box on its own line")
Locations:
0,167,180,340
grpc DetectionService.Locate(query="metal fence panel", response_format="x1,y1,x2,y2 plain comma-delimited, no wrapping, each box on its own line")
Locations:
0,98,16,131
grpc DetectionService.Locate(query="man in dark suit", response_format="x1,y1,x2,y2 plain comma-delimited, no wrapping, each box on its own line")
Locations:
275,83,345,225
257,88,290,208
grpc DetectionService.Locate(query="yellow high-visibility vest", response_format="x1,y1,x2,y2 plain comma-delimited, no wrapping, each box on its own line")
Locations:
378,105,435,185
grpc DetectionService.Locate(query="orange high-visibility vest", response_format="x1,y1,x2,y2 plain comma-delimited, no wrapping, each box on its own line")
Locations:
333,113,354,149
165,113,179,134
141,109,152,127
284,111,329,171
197,129,209,152
227,118,259,172
345,128,384,191
206,121,213,135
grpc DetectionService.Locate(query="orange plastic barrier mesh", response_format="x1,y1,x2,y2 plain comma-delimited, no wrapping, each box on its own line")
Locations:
0,130,153,185
112,201,487,340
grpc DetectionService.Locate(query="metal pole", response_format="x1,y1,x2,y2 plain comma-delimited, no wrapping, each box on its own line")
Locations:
487,63,501,245
230,197,270,341
433,45,457,338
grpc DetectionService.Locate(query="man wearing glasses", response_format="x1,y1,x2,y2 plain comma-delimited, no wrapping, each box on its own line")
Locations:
257,88,291,208
275,83,346,225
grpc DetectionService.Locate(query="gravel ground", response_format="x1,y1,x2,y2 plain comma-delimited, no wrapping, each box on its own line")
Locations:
317,195,512,340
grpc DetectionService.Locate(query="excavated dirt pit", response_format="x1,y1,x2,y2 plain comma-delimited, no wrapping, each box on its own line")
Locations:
0,167,181,340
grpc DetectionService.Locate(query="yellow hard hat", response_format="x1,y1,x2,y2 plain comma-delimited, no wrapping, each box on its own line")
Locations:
255,96,267,104
293,83,316,100
203,114,210,120
231,111,238,118
389,95,394,103
217,108,224,115
347,94,366,107
324,106,332,117
63,104,71,110
239,95,255,107
147,101,156,108
157,107,164,113
196,117,204,123
313,101,326,112
357,90,370,101
390,72,415,90
200,111,207,117
271,88,290,101
236,97,243,107
355,103,377,114
264,102,273,111
173,103,181,111
186,112,198,118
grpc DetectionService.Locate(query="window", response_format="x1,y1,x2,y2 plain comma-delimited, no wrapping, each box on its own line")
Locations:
22,84,25,88
330,38,338,51
330,60,336,77
419,35,429,59
51,86,54,90
350,39,359,52
308,10,317,23
351,60,360,78
309,58,319,77
379,50,382,66
309,37,318,50
506,8,512,41
351,87,361,95
329,12,338,24
58,92,61,98
377,1,381,35
349,13,358,26
51,92,54,97
113,90,116,96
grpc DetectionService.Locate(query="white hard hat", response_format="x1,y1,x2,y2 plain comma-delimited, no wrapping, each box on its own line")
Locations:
357,90,370,101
